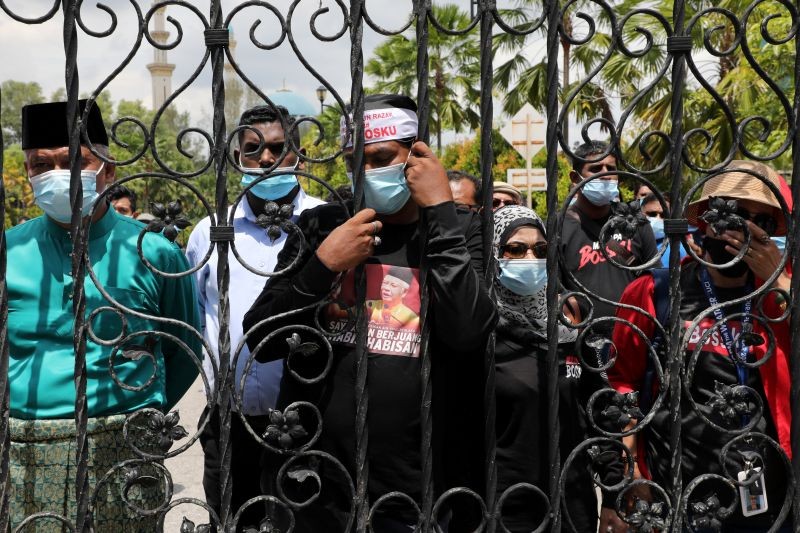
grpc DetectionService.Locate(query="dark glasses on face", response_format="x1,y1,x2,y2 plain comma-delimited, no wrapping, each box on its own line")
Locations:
500,241,548,259
736,208,778,235
493,198,520,208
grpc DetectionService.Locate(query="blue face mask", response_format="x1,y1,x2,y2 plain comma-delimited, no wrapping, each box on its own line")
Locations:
240,159,299,201
648,216,665,240
497,258,547,296
582,179,619,206
348,161,411,215
29,164,103,223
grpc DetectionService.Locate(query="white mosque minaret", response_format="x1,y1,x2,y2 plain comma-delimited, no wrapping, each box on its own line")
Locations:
146,1,176,110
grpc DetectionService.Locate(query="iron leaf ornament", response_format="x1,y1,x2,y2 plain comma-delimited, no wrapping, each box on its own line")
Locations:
607,200,649,240
143,410,190,452
148,200,192,241
707,381,754,424
689,495,730,532
180,517,214,533
700,197,745,236
255,201,295,242
243,518,281,533
286,332,318,357
601,391,644,429
627,498,668,532
263,408,308,449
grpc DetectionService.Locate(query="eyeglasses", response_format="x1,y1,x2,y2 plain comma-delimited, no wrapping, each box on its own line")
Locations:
493,198,520,209
736,207,777,235
500,241,548,259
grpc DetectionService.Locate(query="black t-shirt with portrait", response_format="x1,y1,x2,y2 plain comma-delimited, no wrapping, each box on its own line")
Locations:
559,205,658,329
644,262,786,529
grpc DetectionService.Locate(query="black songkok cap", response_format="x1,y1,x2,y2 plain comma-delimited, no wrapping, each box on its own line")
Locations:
21,99,109,150
386,266,414,285
363,93,418,113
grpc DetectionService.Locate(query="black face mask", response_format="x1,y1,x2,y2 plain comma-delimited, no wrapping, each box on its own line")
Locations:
703,237,749,278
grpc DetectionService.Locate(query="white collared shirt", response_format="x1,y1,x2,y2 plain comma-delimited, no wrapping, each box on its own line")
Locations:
186,189,324,415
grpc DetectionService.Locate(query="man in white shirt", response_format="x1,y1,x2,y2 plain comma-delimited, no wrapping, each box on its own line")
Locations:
185,104,324,531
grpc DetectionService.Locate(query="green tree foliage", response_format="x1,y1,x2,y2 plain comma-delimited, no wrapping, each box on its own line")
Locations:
439,129,575,218
1,80,45,148
495,0,795,194
2,144,39,226
299,106,350,201
365,4,481,152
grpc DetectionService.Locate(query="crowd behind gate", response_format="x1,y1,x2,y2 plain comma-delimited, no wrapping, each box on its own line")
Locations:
3,94,794,532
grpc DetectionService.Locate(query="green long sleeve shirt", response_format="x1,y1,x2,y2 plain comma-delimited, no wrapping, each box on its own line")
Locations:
6,207,202,419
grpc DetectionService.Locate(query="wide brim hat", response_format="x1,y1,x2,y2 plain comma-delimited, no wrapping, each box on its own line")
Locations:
685,160,788,236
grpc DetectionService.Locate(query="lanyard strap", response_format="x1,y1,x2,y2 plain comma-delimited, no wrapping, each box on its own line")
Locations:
699,267,753,386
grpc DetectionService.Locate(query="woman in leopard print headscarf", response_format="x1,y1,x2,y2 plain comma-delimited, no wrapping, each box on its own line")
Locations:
492,204,625,533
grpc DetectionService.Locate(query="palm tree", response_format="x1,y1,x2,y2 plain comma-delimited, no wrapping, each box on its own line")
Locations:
365,4,481,151
493,0,619,142
494,0,793,184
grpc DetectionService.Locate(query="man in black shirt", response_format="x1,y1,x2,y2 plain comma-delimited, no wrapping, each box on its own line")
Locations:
243,94,495,532
560,141,658,333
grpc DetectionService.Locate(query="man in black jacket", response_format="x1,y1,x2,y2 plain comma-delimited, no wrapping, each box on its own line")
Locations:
243,94,495,532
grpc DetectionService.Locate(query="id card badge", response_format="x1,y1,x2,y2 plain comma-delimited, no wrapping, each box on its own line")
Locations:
738,467,768,517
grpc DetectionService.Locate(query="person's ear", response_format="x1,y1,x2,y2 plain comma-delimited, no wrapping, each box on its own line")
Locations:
569,169,582,185
99,158,116,192
233,148,241,166
297,147,307,171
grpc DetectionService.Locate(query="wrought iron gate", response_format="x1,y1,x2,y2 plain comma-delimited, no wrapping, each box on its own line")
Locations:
0,0,799,531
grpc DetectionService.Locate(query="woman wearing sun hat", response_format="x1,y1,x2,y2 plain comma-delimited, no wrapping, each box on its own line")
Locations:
608,160,792,531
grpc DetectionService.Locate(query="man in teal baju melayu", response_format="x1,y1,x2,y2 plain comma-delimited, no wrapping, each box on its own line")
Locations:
6,100,202,531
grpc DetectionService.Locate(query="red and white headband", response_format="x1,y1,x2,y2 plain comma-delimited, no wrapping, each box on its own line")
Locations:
340,107,418,148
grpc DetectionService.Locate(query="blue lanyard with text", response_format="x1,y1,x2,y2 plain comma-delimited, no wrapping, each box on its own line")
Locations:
699,267,753,386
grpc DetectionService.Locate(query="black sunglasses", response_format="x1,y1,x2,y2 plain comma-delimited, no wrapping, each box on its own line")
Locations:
493,198,520,208
500,241,548,259
736,207,778,236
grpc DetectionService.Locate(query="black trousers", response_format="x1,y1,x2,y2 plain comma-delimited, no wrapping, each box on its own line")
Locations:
199,405,269,532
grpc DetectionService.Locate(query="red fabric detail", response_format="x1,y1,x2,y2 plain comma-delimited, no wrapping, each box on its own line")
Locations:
608,267,793,478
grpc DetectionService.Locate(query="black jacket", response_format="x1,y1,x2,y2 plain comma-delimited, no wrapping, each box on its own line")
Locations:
243,200,496,530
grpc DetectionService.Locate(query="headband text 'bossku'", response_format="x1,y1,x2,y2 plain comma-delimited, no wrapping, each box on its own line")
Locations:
340,107,418,148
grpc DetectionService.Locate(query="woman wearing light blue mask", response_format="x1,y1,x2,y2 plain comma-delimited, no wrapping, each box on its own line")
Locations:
493,205,626,533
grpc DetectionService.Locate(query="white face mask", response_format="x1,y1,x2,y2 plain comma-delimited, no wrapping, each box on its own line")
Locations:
29,163,104,223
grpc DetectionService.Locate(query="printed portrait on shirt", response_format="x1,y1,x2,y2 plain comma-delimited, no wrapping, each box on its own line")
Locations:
325,264,422,357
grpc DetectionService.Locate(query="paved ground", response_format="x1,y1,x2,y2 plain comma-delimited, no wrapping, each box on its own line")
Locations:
163,375,210,531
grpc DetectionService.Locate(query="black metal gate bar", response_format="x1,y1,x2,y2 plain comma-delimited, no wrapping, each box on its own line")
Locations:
63,0,93,529
789,0,800,525
413,3,436,532
666,0,688,530
208,0,235,528
544,0,562,530
478,0,498,530
348,0,371,530
0,81,10,532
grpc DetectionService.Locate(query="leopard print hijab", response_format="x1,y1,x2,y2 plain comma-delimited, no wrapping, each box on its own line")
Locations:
493,205,576,344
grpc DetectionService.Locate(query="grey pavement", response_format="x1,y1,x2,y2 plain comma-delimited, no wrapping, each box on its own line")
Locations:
163,375,211,531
